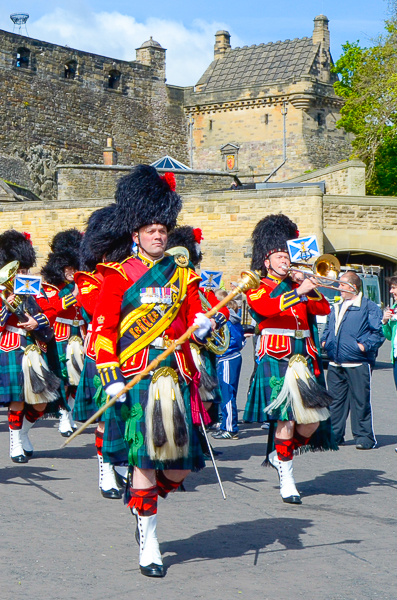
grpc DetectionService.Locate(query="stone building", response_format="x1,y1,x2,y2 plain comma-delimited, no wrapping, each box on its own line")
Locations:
185,15,352,181
0,30,188,198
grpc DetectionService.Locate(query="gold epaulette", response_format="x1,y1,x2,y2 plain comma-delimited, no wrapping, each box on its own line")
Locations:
42,282,60,298
187,268,201,286
74,270,102,287
96,262,128,280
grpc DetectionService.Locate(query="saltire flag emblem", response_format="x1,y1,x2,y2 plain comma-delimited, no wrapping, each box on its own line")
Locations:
140,287,172,305
14,275,42,296
287,236,320,263
200,270,223,290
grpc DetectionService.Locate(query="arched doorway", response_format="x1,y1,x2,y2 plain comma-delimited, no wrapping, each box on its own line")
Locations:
333,250,397,305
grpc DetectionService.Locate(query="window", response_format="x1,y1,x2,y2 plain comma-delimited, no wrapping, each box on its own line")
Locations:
64,60,77,79
108,70,121,90
209,119,213,130
317,113,324,127
16,47,30,68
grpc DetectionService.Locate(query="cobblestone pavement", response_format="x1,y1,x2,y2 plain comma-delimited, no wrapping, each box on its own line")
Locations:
0,341,396,600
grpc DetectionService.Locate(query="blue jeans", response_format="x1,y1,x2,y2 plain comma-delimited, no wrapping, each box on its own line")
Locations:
217,354,242,434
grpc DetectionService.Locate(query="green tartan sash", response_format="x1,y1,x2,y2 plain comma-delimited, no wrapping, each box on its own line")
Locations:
58,282,75,298
117,255,189,364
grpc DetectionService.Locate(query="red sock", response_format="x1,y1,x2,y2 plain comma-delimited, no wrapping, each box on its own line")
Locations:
128,486,158,515
275,437,294,462
8,409,24,430
95,429,104,457
293,430,312,450
157,470,184,499
24,404,45,424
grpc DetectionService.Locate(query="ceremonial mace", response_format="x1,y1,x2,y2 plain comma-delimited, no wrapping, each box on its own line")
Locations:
61,270,260,497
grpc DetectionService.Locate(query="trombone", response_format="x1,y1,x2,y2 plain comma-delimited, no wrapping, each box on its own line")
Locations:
289,254,357,292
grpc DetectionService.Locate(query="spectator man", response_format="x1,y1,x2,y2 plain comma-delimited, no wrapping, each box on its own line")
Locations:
321,271,384,449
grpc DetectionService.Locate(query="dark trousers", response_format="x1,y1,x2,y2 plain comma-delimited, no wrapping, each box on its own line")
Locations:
217,354,242,434
327,364,376,447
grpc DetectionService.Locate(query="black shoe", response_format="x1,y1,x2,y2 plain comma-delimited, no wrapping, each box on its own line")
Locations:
11,454,28,464
356,443,376,450
60,430,73,438
100,487,123,499
140,563,165,578
337,438,346,446
282,495,302,505
23,449,33,457
203,449,223,460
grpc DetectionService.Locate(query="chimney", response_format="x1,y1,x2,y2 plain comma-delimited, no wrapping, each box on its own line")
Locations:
103,137,117,165
214,30,231,59
313,14,330,50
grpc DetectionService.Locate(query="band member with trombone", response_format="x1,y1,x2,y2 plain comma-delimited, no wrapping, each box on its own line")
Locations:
0,230,64,463
245,214,336,505
91,166,212,578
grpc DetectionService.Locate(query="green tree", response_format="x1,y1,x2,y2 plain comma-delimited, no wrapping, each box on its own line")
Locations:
332,22,397,195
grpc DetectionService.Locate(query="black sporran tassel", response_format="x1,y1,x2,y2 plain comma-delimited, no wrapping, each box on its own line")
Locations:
42,367,61,393
71,353,83,376
28,364,46,394
153,393,167,447
297,377,334,409
199,364,218,392
172,392,188,447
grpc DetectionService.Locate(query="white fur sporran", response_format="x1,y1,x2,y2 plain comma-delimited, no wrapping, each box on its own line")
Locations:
22,344,60,405
265,355,330,424
145,367,189,461
66,336,84,385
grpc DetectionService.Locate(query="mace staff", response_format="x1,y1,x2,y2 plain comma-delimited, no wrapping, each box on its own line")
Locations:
61,269,260,449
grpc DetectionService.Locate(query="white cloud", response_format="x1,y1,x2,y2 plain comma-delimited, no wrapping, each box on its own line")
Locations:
27,8,242,86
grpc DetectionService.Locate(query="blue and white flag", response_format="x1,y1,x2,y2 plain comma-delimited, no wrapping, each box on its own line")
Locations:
200,270,223,290
14,275,42,296
287,236,320,263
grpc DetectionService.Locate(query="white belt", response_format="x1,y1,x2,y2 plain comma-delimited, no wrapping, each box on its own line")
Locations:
56,317,85,327
87,323,92,332
6,325,27,336
262,328,310,339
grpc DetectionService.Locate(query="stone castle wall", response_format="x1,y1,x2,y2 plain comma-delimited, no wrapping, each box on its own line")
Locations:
0,29,188,198
56,165,234,201
287,160,366,195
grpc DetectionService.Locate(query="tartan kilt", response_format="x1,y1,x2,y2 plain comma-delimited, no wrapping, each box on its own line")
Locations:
73,356,106,422
56,325,84,386
0,336,65,415
243,339,314,423
103,347,205,472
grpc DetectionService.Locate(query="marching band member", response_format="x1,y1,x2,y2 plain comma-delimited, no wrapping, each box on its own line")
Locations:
74,205,127,500
41,229,85,437
0,230,64,462
245,214,336,504
92,165,211,577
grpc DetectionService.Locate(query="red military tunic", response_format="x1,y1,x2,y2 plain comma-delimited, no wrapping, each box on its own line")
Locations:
92,254,203,387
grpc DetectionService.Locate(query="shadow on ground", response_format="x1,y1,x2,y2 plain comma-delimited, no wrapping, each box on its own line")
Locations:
298,468,397,497
160,517,361,570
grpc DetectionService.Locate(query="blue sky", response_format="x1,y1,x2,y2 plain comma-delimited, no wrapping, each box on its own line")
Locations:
0,0,388,85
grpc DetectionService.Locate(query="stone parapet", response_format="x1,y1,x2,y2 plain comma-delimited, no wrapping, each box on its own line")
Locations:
287,160,366,195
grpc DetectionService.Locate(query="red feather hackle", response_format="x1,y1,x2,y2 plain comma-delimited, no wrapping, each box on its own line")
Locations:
161,172,176,191
193,228,203,244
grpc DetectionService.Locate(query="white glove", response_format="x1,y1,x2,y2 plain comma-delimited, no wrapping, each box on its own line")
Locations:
106,382,127,403
193,313,212,342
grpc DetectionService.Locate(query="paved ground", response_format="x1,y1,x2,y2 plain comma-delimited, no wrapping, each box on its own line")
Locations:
1,341,396,600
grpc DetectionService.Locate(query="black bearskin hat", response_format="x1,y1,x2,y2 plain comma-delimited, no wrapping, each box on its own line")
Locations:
0,230,36,270
50,228,83,254
251,214,298,276
114,164,182,233
42,228,83,286
166,226,203,267
80,204,133,271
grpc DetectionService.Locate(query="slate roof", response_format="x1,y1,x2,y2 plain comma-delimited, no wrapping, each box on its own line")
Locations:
196,37,319,91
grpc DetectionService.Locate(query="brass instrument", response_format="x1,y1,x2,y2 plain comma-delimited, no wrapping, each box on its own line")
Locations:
289,254,356,292
199,290,230,355
0,261,23,312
